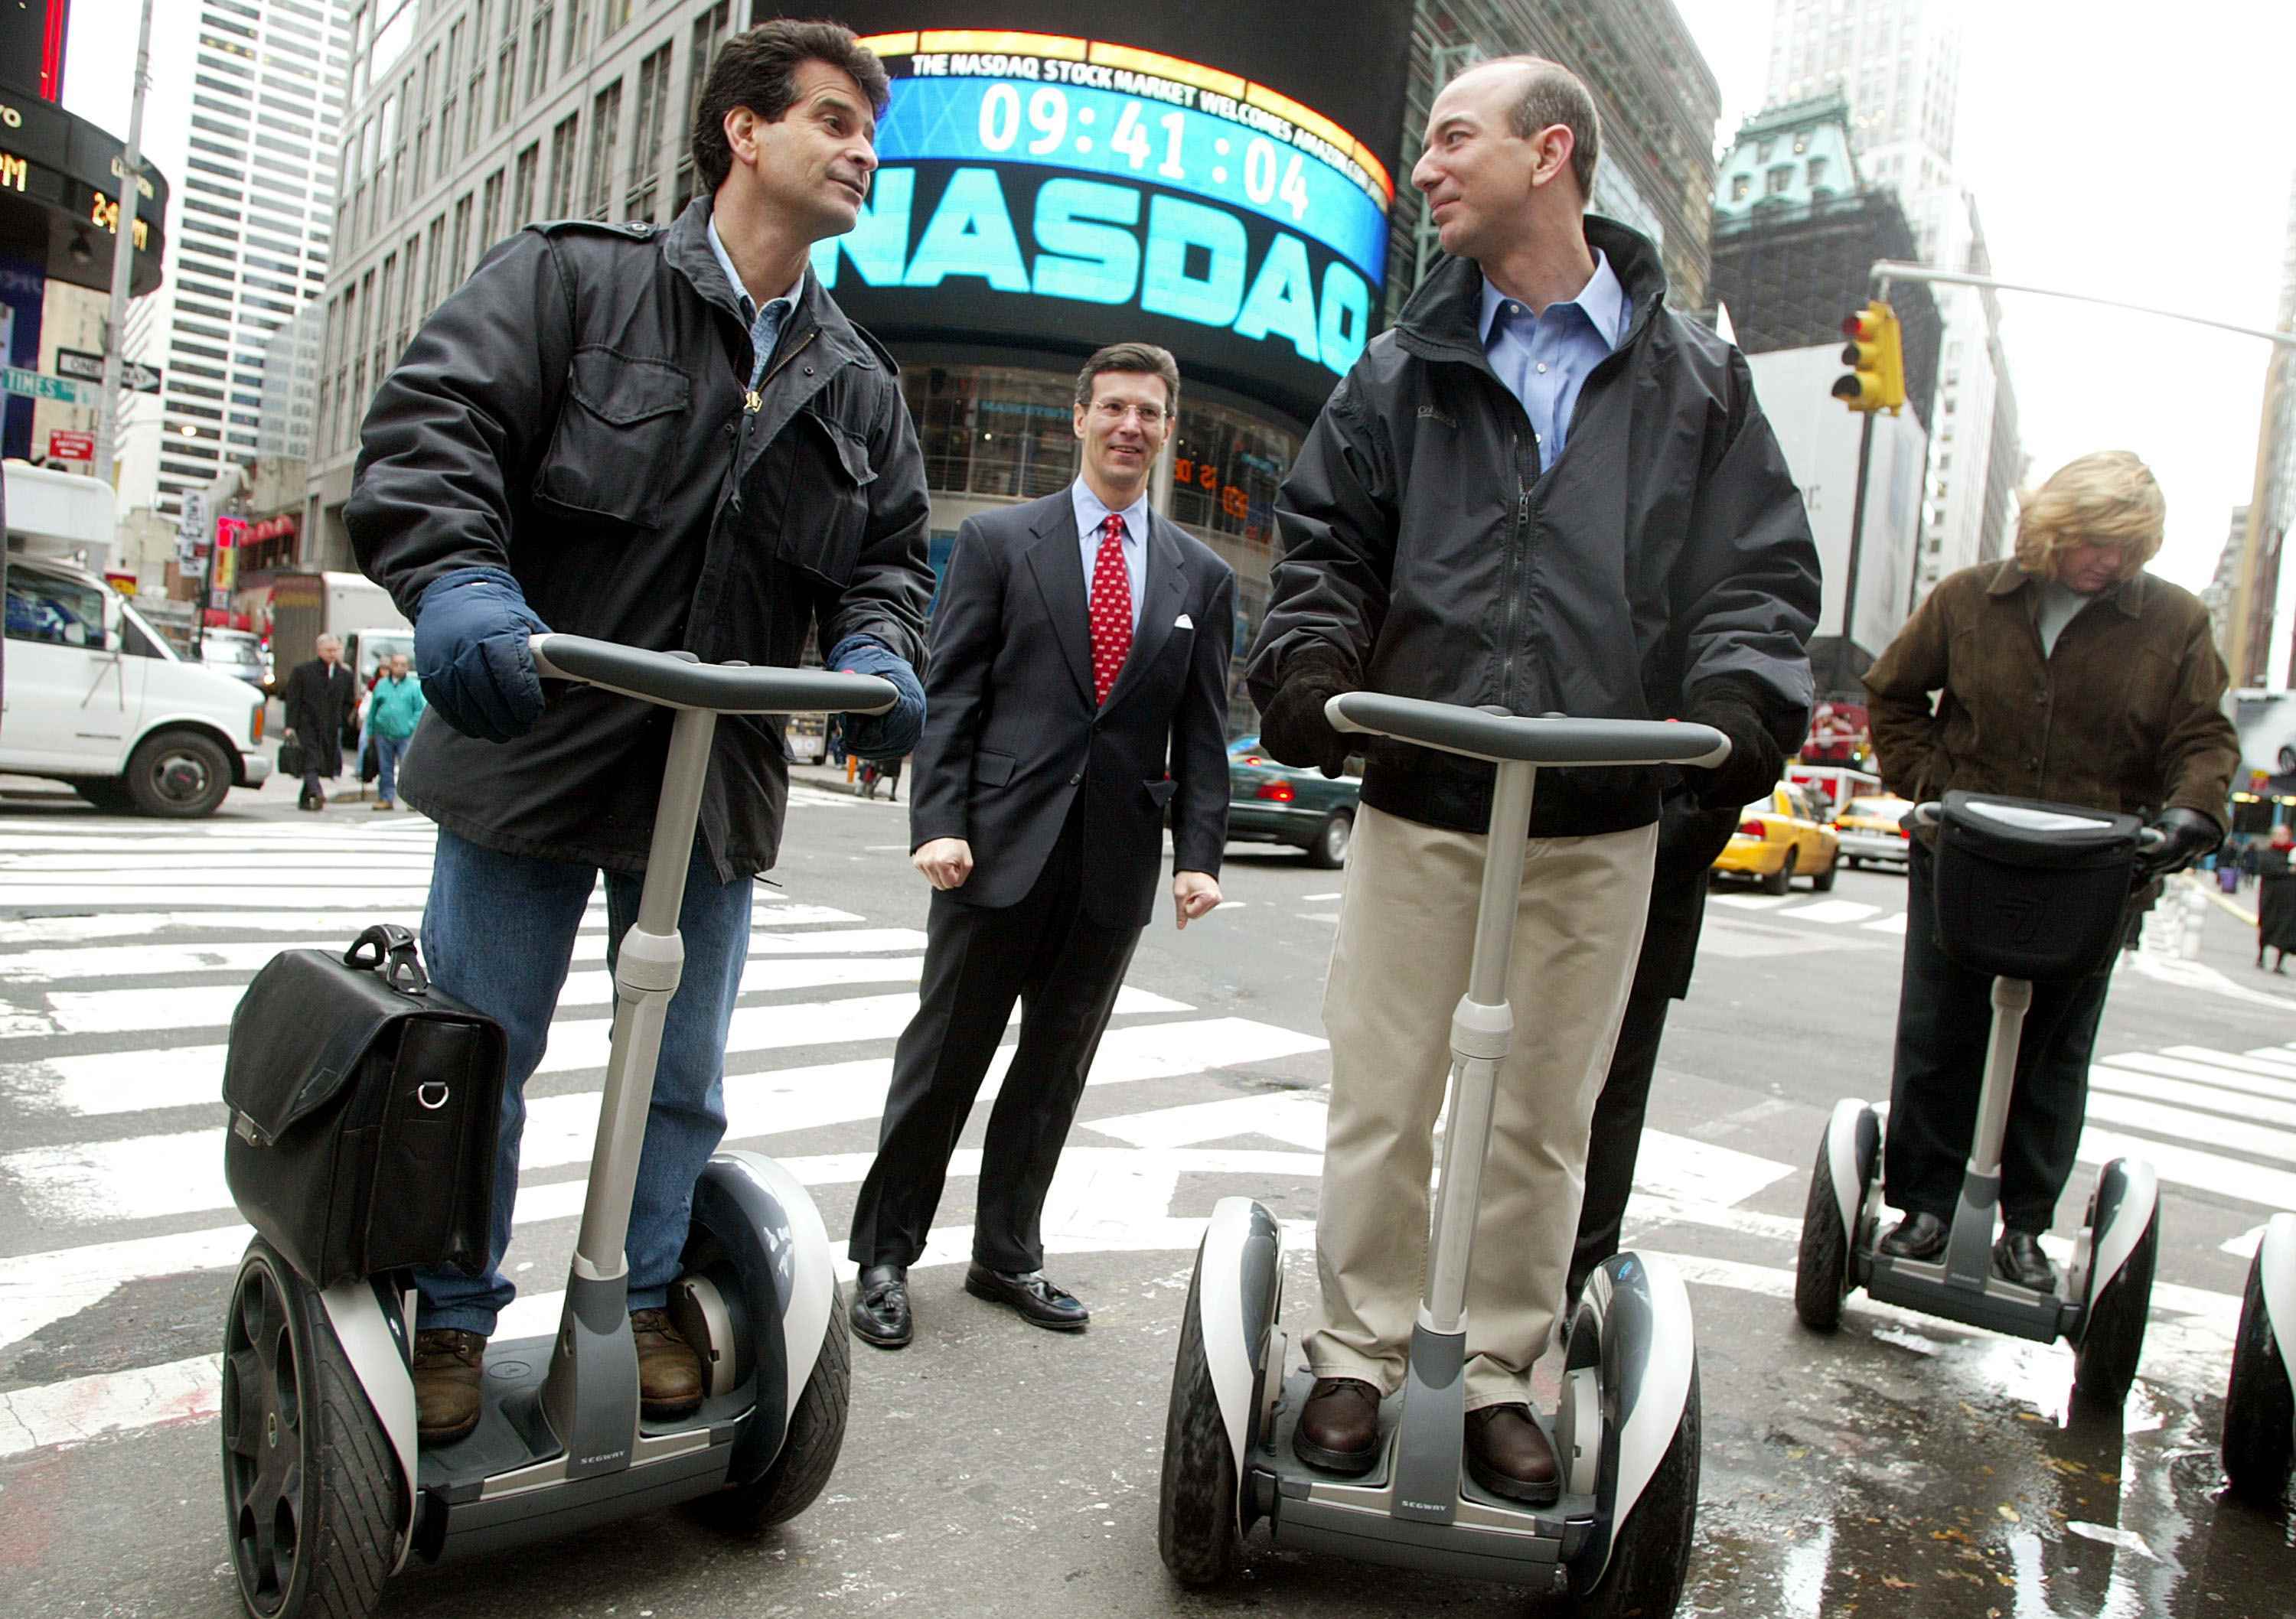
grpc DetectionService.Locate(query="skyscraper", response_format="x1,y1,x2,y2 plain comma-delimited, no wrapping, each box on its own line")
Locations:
1763,0,1962,196
151,0,353,516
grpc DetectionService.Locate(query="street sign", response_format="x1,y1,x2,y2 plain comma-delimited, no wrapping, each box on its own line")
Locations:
54,348,161,393
1,366,97,407
47,429,93,461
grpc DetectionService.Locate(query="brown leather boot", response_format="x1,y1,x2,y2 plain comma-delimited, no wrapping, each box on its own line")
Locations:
631,1308,704,1419
1465,1403,1561,1505
1293,1377,1381,1475
412,1328,486,1444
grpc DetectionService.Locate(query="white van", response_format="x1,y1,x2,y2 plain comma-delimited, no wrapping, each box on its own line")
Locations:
3,552,272,816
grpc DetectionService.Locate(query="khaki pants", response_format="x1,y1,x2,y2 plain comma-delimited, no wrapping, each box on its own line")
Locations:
1306,803,1656,1411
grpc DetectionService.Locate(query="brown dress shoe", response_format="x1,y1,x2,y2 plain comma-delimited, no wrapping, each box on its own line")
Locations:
1466,1403,1561,1505
631,1308,704,1419
1293,1377,1381,1475
412,1328,487,1445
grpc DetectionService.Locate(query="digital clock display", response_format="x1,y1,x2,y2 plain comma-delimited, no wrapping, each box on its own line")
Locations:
810,17,1412,428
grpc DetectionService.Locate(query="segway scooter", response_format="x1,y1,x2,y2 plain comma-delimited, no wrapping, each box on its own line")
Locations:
1159,694,1727,1614
220,635,893,1617
2223,1210,2296,1502
1794,794,2163,1408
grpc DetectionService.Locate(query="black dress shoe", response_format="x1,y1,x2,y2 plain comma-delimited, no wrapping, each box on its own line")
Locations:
963,1263,1088,1331
1993,1229,2055,1291
1879,1212,1949,1260
1293,1377,1381,1475
850,1264,911,1349
1465,1404,1561,1506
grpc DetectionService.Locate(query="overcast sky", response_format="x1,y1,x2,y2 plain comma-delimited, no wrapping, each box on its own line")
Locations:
1674,0,2296,595
61,0,2296,593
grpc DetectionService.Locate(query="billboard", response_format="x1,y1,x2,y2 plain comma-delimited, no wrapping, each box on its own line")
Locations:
816,6,1414,427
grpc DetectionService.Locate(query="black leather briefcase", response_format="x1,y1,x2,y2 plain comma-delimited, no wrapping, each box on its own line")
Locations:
222,925,506,1288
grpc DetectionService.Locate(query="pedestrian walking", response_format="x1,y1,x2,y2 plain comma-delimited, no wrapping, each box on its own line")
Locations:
280,634,354,811
1863,451,2236,1290
2258,826,2296,972
1244,54,1819,1502
845,342,1234,1351
347,21,932,1444
364,652,426,811
859,752,902,801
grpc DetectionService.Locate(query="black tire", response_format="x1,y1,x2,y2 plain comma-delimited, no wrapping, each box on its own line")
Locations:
73,779,135,813
1811,852,1838,892
1575,1360,1701,1619
127,728,233,817
220,1239,396,1619
696,1286,853,1530
1762,848,1797,897
2073,1204,2158,1410
1305,809,1353,869
1159,1246,1243,1585
2223,1247,2295,1503
1795,1135,1852,1333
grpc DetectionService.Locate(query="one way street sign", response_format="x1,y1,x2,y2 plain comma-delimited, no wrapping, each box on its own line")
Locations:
55,347,163,394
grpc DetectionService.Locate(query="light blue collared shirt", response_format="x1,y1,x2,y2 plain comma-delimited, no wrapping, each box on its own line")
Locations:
1071,479,1149,636
1478,249,1631,468
706,213,804,391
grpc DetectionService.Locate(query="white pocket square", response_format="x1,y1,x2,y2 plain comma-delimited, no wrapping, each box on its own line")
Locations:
1174,613,1193,629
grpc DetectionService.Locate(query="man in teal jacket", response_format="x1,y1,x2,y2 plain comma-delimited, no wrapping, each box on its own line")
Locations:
366,652,426,811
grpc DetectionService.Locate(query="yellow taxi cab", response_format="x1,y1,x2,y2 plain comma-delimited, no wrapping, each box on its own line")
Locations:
1833,793,1916,871
1711,782,1841,895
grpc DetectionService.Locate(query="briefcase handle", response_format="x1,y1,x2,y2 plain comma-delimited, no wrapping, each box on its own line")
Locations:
344,924,430,995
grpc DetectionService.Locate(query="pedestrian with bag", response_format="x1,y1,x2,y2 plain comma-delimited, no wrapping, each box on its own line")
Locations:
2258,825,2296,972
281,634,354,812
365,651,426,811
1863,451,2236,1288
349,20,932,1443
1245,54,1818,1502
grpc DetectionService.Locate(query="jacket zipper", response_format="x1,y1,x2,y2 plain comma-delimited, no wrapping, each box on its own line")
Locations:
1500,428,1528,707
748,329,820,413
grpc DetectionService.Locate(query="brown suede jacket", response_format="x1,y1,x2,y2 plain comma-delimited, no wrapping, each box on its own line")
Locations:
1863,559,2237,831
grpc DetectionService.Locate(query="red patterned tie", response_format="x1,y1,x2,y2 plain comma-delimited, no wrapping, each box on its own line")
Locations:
1090,511,1133,705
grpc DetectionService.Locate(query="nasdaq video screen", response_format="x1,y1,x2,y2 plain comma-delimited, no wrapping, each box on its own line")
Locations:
811,5,1414,427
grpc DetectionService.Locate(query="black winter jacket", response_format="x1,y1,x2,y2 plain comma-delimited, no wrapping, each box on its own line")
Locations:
1247,218,1820,839
348,198,934,878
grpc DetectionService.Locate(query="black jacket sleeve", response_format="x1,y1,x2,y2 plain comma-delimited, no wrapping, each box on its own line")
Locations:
1169,567,1237,877
815,369,933,670
1671,348,1821,741
906,516,1003,851
1247,372,1393,707
346,230,576,621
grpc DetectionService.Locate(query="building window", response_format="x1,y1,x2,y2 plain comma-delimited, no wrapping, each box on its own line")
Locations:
440,20,465,174
674,2,732,214
602,0,632,39
494,39,519,129
511,141,540,228
1730,174,1750,203
1755,138,1775,161
480,168,507,256
1805,156,1827,189
1792,131,1809,154
563,0,592,72
448,191,474,287
546,112,579,216
627,44,673,222
1766,165,1794,196
422,213,447,314
527,1,553,101
585,80,623,220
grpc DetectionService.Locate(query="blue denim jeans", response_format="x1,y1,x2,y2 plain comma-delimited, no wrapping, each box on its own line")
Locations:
374,732,409,803
413,829,755,1335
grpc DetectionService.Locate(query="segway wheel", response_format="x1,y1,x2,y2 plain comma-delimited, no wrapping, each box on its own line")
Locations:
696,1285,853,1529
220,1238,396,1619
2073,1197,2159,1410
1158,1247,1243,1585
1794,1130,1852,1334
2222,1245,2295,1503
1575,1360,1702,1619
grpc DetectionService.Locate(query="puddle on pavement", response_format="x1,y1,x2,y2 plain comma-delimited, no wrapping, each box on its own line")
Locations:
1685,1311,2294,1618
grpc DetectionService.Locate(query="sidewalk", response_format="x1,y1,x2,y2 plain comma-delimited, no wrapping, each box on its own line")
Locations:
791,757,900,800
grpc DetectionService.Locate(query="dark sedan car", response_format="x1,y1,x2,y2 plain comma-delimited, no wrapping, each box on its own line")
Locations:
1226,734,1362,868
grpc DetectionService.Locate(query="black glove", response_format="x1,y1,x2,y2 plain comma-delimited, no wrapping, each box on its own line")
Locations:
1258,647,1356,779
412,566,550,742
827,635,926,762
2136,807,2219,881
1680,676,1786,810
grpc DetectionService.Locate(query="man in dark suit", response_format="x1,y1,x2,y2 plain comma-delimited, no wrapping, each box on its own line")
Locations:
280,634,354,811
846,342,1236,1347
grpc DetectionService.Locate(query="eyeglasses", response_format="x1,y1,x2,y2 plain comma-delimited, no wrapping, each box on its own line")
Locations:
1092,400,1167,426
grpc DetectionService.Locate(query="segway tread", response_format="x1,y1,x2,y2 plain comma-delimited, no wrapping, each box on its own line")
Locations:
1158,1256,1244,1585
695,1285,853,1530
1794,1134,1851,1334
2222,1247,2295,1503
2072,1200,2158,1410
1575,1360,1701,1619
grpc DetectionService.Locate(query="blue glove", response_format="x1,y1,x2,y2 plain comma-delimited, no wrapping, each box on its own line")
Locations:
413,566,550,742
827,634,925,762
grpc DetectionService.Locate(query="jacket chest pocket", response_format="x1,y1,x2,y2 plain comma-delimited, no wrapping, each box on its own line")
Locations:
533,348,692,529
758,409,875,588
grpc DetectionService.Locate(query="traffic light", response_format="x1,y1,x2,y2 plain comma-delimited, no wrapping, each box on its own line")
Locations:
1831,299,1906,414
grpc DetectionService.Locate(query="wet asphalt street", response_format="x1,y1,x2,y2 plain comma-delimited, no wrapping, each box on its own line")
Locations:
2,768,2292,1617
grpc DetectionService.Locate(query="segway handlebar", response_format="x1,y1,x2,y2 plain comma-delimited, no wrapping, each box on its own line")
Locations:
1323,691,1731,770
1909,799,2167,852
530,633,898,715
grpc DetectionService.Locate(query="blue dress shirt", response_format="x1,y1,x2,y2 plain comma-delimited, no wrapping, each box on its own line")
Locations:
1478,249,1631,468
1071,479,1149,636
706,213,802,392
